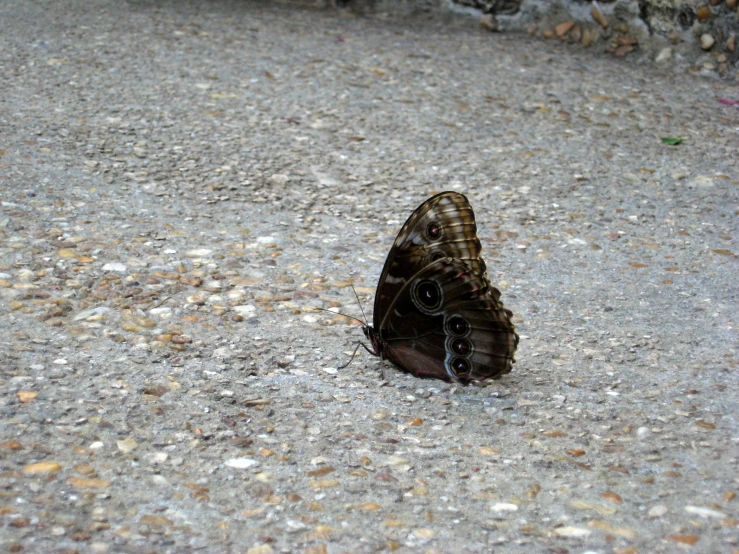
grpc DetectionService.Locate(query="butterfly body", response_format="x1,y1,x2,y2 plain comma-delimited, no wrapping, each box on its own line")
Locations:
363,192,518,384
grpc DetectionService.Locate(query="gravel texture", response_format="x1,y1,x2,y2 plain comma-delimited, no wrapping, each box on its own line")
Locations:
1,1,738,553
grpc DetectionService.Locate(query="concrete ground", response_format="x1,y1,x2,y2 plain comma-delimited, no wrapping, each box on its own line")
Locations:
1,1,737,553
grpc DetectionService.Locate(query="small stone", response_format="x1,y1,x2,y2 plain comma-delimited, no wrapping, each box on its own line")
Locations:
152,451,172,467
10,518,29,528
357,502,382,511
140,514,173,528
636,426,652,440
184,249,212,258
696,5,712,22
116,438,138,453
225,458,260,469
227,289,247,301
726,35,736,52
581,27,598,46
542,29,555,39
242,398,271,407
588,521,637,539
555,20,575,38
480,14,497,32
246,546,273,554
203,280,223,292
667,535,699,545
307,479,339,490
125,314,155,328
17,269,35,282
412,528,435,540
600,491,623,504
307,466,334,477
22,461,62,474
571,500,617,515
256,236,278,244
684,505,726,518
554,526,592,537
384,456,410,466
728,0,737,8
17,391,38,403
591,5,608,28
700,33,715,50
371,409,390,420
491,503,519,513
102,262,127,272
186,293,208,305
648,505,668,518
67,477,112,489
655,47,672,63
73,306,113,321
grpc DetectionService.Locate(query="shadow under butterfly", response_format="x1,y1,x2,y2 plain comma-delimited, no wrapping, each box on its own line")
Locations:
346,191,519,384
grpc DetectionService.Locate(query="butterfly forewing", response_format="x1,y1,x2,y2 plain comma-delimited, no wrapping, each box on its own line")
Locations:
373,192,485,330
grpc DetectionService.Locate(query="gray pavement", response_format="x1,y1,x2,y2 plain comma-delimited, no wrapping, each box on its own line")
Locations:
1,1,738,552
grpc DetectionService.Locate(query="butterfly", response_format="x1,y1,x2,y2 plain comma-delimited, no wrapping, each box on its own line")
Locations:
362,191,518,384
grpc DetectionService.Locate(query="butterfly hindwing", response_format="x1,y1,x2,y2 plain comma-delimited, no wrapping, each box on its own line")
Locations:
378,258,517,383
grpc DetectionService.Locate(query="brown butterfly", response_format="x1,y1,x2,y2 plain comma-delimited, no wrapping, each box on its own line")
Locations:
363,191,518,384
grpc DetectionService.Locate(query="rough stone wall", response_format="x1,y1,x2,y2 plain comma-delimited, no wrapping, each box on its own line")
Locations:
325,0,737,76
449,0,737,75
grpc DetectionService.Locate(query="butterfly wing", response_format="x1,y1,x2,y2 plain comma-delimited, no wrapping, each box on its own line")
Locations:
373,192,486,330
378,258,518,383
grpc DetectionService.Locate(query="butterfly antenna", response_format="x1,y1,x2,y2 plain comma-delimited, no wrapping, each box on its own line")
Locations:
350,284,369,326
312,307,366,326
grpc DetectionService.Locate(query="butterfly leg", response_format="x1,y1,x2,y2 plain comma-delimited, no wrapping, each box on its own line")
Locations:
338,341,379,370
374,355,392,384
